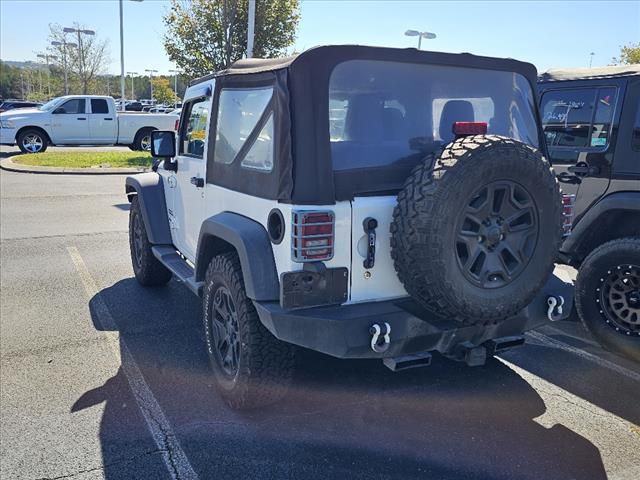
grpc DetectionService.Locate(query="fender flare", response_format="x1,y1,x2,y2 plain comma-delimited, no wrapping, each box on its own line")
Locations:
195,212,279,301
562,191,640,259
125,173,172,245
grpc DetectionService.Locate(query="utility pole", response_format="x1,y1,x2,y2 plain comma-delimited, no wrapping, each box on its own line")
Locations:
145,69,158,102
37,54,57,98
589,52,595,68
169,69,180,107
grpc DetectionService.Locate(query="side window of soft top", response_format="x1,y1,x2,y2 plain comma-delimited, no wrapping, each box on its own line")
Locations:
632,100,640,152
179,97,210,158
540,86,617,155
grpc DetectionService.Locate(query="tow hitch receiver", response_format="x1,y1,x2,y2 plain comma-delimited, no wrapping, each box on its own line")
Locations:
484,336,526,356
383,352,432,372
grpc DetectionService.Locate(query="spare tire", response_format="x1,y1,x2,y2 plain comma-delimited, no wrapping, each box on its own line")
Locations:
390,135,562,324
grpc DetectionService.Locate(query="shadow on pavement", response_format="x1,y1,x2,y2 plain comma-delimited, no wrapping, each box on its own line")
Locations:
75,278,607,479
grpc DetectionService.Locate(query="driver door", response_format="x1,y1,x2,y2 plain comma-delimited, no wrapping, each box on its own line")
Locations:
50,98,91,143
169,93,213,261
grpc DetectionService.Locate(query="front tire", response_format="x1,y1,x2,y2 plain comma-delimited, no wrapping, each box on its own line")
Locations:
203,252,295,409
575,238,640,362
128,196,172,286
17,128,48,154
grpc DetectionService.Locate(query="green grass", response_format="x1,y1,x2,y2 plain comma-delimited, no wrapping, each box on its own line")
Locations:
14,151,153,168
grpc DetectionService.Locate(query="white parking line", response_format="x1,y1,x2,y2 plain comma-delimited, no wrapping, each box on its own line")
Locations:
527,330,640,383
67,245,199,480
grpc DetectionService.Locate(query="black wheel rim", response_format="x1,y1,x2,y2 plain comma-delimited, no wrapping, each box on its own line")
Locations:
598,264,640,336
210,286,240,378
454,180,539,289
132,213,144,270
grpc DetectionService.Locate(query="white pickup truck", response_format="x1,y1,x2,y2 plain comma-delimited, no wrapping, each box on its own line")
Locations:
0,95,178,153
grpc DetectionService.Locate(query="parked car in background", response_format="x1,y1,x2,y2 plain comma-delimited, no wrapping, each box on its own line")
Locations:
125,101,143,112
0,100,43,113
538,65,640,362
0,95,178,153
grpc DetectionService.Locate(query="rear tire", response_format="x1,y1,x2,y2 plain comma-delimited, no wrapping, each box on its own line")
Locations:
203,252,295,409
575,238,640,362
133,128,154,152
17,128,48,154
128,196,172,286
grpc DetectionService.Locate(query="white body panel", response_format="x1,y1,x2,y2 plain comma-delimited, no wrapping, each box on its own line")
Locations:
0,95,177,146
350,196,408,303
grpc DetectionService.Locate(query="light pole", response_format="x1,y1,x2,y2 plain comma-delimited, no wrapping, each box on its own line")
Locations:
405,29,437,50
64,27,95,94
145,69,158,102
247,0,256,58
37,54,57,98
127,71,138,100
51,40,77,95
119,0,144,111
589,52,595,68
168,69,181,107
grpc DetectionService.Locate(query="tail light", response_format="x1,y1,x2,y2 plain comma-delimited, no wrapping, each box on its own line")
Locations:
292,211,334,262
453,121,488,136
561,193,575,236
174,119,179,131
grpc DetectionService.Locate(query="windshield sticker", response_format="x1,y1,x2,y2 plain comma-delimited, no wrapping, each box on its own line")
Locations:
591,137,607,147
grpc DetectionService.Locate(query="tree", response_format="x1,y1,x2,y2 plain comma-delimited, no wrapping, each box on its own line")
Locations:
151,77,177,104
48,23,110,94
612,42,640,65
163,0,299,77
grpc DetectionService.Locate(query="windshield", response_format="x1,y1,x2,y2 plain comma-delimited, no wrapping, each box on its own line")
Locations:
39,97,65,111
329,60,539,172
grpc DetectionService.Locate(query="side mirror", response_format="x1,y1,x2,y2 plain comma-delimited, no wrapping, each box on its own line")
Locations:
150,130,176,158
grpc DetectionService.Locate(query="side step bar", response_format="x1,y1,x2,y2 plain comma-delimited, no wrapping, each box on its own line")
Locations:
151,246,203,296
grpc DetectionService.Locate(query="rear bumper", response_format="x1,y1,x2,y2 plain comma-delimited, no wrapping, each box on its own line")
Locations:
254,272,574,359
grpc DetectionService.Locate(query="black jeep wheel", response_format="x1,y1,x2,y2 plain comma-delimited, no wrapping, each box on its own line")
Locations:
128,196,172,286
575,238,640,362
390,135,563,323
17,128,48,154
203,252,295,409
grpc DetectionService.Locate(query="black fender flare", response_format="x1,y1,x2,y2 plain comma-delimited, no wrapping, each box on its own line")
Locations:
125,173,172,245
195,212,279,301
561,191,640,260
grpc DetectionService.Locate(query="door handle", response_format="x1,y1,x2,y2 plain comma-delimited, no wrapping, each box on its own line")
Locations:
77,117,87,120
104,117,113,121
568,164,600,176
190,176,204,188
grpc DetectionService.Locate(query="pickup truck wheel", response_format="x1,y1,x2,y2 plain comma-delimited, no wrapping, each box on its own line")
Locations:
575,238,640,361
390,135,563,324
133,128,154,152
203,252,295,409
128,196,172,286
17,129,48,154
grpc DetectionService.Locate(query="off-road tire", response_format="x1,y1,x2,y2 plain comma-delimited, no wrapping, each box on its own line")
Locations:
203,252,295,409
391,135,563,324
133,128,154,152
17,128,48,154
575,238,640,362
128,196,172,286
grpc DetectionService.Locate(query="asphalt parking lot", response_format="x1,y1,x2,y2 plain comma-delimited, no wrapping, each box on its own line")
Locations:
1,164,639,480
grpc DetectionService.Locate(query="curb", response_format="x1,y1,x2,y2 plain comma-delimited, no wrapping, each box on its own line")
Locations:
0,157,150,175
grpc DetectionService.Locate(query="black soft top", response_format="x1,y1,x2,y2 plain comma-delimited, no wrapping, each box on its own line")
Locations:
196,45,542,204
539,65,640,83
192,45,538,84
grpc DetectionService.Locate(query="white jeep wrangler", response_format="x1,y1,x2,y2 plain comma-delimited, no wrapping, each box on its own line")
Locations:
126,45,570,409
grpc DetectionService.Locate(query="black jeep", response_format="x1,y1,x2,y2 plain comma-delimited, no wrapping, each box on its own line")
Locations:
538,65,640,361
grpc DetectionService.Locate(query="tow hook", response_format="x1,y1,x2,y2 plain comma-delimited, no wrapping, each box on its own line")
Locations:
546,295,565,322
370,322,391,353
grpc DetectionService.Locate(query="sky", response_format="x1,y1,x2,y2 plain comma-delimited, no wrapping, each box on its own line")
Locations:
1,0,639,77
